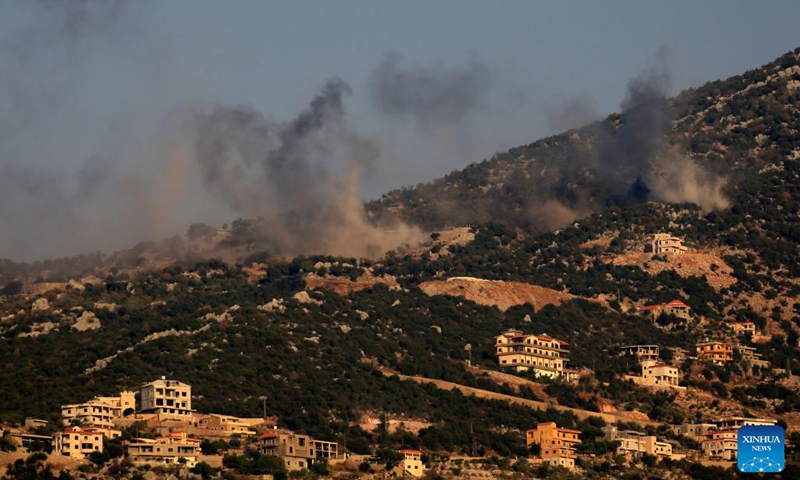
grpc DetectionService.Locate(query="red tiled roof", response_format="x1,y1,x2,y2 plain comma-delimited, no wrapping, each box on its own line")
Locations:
665,300,689,307
259,432,278,439
399,449,422,454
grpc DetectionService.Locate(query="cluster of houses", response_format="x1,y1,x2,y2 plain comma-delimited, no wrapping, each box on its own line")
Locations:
525,415,778,470
18,377,429,476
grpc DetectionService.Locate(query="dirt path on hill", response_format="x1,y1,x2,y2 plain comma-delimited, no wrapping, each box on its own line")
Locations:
380,370,660,428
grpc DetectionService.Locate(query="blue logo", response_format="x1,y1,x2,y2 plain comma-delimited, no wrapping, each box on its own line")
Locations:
737,425,784,473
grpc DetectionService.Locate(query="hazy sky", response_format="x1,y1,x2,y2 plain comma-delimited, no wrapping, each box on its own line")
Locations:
1,0,799,260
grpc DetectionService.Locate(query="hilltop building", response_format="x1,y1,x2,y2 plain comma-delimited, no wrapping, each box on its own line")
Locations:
527,422,581,470
603,426,674,459
647,234,688,255
641,363,681,388
638,300,691,324
495,330,578,381
52,426,120,460
696,341,733,364
395,449,425,477
61,391,136,428
727,321,757,336
257,430,340,471
139,378,193,420
124,431,201,467
736,345,770,370
674,423,717,442
713,416,776,430
701,430,738,460
620,345,660,367
190,413,264,437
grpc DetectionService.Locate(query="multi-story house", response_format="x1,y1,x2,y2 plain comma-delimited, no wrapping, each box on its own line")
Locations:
527,422,582,470
736,346,770,370
674,423,716,442
257,430,340,471
139,378,193,420
495,330,577,381
727,322,757,336
603,426,673,458
713,416,776,430
701,430,738,461
620,345,661,367
190,413,262,436
124,431,201,468
638,300,691,323
52,426,119,460
641,363,680,387
61,391,136,428
670,347,689,364
696,341,733,364
647,234,688,255
395,449,425,477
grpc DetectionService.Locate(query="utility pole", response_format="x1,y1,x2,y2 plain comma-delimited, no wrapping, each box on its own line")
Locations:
259,396,267,420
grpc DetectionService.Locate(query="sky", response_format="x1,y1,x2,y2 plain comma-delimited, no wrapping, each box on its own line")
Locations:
1,0,799,260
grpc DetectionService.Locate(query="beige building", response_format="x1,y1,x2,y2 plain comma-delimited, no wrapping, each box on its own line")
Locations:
603,426,673,458
696,341,733,364
495,330,577,380
638,300,691,323
713,416,776,430
53,426,119,460
62,391,136,428
701,430,737,460
139,378,193,420
736,345,770,369
257,430,340,471
674,423,716,442
727,321,756,336
395,449,425,477
648,234,687,255
641,363,680,387
190,413,262,436
124,431,201,468
527,422,582,471
620,345,660,367
670,347,689,364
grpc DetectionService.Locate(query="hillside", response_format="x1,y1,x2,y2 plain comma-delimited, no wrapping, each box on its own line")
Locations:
1,48,800,478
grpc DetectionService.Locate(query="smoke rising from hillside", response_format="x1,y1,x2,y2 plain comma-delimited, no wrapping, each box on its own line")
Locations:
597,51,729,211
186,78,422,257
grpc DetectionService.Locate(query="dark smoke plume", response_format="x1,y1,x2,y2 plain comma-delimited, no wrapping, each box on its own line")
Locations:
596,51,729,211
368,51,490,127
186,78,421,257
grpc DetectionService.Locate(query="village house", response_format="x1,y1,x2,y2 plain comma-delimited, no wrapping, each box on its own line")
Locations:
139,377,193,420
696,341,734,364
394,449,425,477
257,430,340,471
527,422,582,471
641,363,681,388
190,413,263,436
602,426,675,459
124,431,201,468
727,321,757,336
647,234,688,255
670,347,689,364
674,423,717,442
52,426,120,460
638,300,692,323
620,345,661,367
495,330,578,381
701,430,738,461
735,345,770,370
61,391,136,428
713,416,776,430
